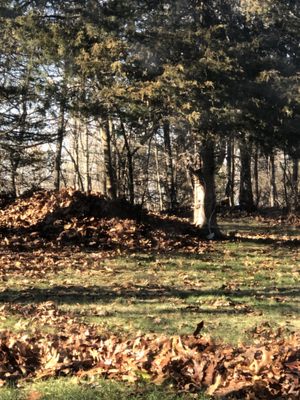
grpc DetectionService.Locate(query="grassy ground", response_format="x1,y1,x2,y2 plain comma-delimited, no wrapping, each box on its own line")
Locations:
0,219,299,398
0,379,209,400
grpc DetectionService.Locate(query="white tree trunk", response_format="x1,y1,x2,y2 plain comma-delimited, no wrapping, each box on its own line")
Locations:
193,174,206,227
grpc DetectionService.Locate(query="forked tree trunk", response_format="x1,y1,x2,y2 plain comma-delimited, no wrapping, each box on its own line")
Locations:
191,138,222,239
65,146,84,191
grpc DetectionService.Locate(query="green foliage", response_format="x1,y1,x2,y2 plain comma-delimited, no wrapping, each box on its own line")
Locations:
0,0,299,199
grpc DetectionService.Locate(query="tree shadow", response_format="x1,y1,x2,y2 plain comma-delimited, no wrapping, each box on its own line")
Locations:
0,284,299,306
229,235,300,248
77,303,300,317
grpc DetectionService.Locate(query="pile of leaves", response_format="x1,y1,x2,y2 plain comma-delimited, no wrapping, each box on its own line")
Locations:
0,189,206,253
0,303,299,399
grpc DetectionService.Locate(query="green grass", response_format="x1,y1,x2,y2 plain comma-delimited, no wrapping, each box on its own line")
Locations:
0,219,299,397
0,379,209,399
0,224,299,343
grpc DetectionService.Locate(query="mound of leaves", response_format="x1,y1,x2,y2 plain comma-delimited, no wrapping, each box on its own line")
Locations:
0,189,205,253
0,303,299,399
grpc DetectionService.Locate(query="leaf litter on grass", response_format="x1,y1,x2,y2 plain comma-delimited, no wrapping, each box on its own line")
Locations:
0,189,299,398
0,302,299,399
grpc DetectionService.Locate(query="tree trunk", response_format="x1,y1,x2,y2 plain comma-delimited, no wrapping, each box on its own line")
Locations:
65,145,84,191
231,138,235,207
253,146,260,208
100,119,116,199
192,168,206,227
140,137,153,208
73,119,84,191
54,100,65,191
10,93,27,196
282,151,289,209
191,138,222,238
239,138,254,211
155,139,163,211
225,136,234,207
163,121,177,210
126,149,135,205
120,120,134,204
85,121,91,194
10,153,19,197
269,152,278,208
290,156,299,212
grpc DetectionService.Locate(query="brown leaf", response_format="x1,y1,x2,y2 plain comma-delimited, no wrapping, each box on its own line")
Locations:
26,391,42,400
206,373,222,395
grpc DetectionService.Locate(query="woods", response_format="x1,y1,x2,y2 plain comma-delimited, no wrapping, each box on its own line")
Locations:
0,0,299,219
0,1,299,399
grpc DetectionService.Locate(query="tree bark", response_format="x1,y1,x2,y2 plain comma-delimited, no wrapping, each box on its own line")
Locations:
282,151,289,209
100,119,116,199
225,136,234,207
9,152,19,197
154,139,164,211
269,152,278,208
192,168,206,227
64,145,84,191
191,138,222,238
120,120,134,204
163,120,177,210
239,138,254,211
10,93,27,196
140,137,153,208
290,156,299,212
253,146,260,208
73,119,84,191
85,121,91,194
54,99,65,191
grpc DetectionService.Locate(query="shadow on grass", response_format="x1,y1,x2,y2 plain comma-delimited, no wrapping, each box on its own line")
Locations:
0,284,299,307
229,235,300,247
81,303,300,317
221,223,299,232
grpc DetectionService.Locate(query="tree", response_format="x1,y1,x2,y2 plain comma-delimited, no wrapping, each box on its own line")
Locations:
0,6,52,194
0,0,299,224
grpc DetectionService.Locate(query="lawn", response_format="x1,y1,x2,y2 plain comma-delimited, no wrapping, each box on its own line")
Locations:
0,218,299,399
0,379,209,400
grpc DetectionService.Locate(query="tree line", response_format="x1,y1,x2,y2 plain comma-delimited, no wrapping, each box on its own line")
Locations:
0,0,299,235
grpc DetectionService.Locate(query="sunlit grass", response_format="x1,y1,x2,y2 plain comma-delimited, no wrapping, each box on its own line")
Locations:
0,379,209,400
0,220,299,345
0,220,299,398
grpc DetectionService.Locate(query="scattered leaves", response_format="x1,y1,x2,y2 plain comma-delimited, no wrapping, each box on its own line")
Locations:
0,316,298,399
